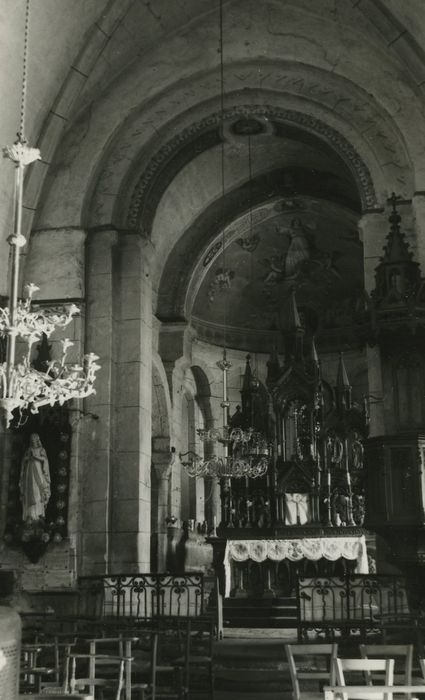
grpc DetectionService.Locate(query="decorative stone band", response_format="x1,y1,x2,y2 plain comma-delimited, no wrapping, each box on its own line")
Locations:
224,536,368,597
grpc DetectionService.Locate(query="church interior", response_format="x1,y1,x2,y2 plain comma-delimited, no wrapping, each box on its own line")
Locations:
2,0,425,698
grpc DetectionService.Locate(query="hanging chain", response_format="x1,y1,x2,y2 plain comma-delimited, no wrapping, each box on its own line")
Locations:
219,0,227,352
18,0,31,143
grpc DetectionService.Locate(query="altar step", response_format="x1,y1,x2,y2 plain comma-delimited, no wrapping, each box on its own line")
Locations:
211,637,293,699
223,596,298,629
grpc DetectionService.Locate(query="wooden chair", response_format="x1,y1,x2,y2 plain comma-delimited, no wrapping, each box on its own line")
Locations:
174,617,214,700
18,694,93,699
324,684,425,700
417,658,425,681
20,635,77,694
334,658,394,700
20,643,57,693
285,643,338,700
359,644,413,686
121,629,158,700
86,636,139,700
67,652,131,699
152,619,190,699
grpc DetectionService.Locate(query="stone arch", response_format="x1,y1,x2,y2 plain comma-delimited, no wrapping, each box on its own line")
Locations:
191,364,214,429
34,57,416,235
124,104,376,235
190,363,221,529
152,352,172,447
156,169,362,322
19,0,425,246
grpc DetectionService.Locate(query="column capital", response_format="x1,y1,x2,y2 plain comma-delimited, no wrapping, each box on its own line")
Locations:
159,322,197,365
118,229,156,262
86,226,119,246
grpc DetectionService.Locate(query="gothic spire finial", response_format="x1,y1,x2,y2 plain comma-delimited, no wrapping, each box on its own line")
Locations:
382,193,412,264
336,351,351,389
311,335,320,366
242,353,253,393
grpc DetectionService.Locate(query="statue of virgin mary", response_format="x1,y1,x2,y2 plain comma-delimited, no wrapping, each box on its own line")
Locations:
19,433,51,521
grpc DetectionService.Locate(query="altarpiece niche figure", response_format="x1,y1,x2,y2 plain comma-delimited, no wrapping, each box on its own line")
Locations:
19,433,51,521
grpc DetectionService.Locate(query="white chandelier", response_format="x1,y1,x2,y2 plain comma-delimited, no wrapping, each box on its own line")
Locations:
0,1,99,428
180,351,270,479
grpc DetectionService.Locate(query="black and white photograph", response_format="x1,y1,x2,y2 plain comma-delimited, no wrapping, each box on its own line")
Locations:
1,1,425,698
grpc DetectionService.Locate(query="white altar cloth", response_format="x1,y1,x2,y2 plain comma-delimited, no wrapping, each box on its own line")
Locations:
224,536,369,597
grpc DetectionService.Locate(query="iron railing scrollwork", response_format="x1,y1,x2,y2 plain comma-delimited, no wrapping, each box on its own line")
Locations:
78,572,205,619
296,574,411,640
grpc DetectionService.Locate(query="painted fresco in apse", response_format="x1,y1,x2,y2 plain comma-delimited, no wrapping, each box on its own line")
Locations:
192,198,364,334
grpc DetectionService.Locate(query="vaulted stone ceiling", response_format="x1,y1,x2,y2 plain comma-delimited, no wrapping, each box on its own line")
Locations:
1,0,425,354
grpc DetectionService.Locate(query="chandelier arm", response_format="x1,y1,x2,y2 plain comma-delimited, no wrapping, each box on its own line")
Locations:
6,162,25,389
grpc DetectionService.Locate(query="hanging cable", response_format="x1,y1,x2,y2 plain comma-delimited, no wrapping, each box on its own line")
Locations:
219,0,227,354
19,0,31,143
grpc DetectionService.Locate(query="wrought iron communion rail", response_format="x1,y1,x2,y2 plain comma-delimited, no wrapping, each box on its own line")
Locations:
296,574,411,640
78,572,206,619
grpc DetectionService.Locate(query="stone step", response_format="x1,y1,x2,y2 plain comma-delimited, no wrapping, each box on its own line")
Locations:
222,596,298,628
221,628,299,640
224,605,297,616
210,637,294,695
215,670,291,692
192,692,292,700
223,616,298,628
224,597,296,606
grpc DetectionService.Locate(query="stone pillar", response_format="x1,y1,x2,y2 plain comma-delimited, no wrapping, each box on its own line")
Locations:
358,211,387,437
358,210,387,294
205,477,221,533
111,233,153,571
151,442,173,572
25,228,86,299
159,323,195,523
365,345,385,437
81,229,118,574
412,193,425,273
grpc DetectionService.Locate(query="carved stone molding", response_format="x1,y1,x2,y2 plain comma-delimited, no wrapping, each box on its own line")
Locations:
126,105,377,231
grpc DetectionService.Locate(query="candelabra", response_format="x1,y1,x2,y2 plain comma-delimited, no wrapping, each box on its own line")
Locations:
0,277,100,427
180,351,270,479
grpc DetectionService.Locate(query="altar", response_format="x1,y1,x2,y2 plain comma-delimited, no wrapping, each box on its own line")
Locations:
223,536,368,597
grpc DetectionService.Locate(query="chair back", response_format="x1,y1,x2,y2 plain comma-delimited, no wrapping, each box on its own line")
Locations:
335,658,394,700
359,644,413,685
285,643,338,700
67,652,128,700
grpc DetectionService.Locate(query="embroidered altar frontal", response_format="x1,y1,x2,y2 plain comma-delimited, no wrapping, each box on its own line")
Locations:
224,536,368,597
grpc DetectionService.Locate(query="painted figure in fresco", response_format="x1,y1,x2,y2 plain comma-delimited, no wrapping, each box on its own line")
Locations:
284,217,311,278
19,433,51,521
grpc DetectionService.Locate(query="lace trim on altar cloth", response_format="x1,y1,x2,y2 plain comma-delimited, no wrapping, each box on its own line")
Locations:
223,536,368,597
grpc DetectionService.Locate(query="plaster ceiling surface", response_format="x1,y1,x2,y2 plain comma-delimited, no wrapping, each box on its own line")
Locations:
190,196,363,348
1,0,425,302
17,0,425,236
